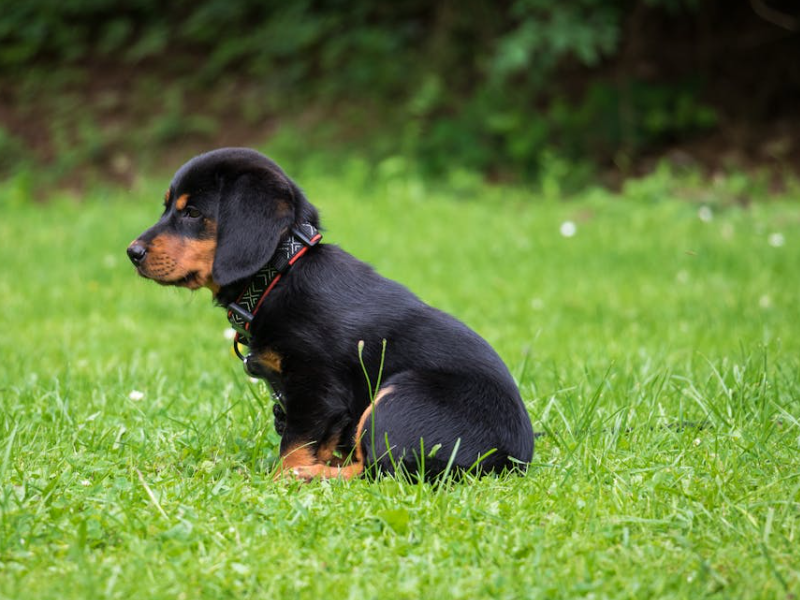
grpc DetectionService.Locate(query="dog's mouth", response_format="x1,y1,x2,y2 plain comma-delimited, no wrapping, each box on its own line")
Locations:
131,236,217,292
166,271,201,288
136,266,201,289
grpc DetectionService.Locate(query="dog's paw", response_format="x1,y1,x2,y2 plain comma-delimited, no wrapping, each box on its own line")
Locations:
272,464,321,482
291,465,323,482
285,463,363,482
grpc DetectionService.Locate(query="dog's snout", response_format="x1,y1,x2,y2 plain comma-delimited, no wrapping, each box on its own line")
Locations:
127,241,147,265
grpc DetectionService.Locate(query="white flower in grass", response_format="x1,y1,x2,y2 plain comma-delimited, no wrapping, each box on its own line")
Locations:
81,479,91,487
223,328,237,340
768,232,785,248
128,390,144,401
698,206,713,222
559,221,576,238
759,295,772,309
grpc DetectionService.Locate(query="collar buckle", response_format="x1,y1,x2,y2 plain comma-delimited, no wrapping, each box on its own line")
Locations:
291,224,321,247
228,302,253,344
228,302,254,338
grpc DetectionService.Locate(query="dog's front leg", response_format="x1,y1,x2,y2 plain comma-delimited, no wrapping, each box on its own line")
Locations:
276,433,364,481
275,408,362,482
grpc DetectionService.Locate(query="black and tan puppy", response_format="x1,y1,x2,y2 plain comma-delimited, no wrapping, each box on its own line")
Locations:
128,148,533,480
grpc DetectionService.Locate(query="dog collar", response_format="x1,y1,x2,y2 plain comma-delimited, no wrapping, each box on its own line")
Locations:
227,222,321,353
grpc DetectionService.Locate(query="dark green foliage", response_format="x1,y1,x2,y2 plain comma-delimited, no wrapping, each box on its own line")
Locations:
2,0,794,181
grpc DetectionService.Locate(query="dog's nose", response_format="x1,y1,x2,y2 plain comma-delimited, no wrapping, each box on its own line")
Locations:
127,241,147,265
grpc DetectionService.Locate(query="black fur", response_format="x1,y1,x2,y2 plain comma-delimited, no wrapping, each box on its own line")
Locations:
132,148,534,478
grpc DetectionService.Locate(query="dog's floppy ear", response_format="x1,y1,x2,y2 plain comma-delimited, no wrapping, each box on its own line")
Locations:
212,172,295,287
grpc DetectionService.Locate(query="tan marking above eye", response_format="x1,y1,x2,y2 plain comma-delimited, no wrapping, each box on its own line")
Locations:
163,189,171,205
175,193,190,211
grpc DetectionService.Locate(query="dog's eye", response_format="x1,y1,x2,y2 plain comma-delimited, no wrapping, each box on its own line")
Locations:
185,207,202,219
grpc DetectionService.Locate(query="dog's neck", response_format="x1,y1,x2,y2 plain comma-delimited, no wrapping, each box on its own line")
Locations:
216,223,322,347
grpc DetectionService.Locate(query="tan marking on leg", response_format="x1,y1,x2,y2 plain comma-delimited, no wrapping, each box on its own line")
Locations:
274,443,316,480
291,463,364,481
175,193,190,211
278,386,396,482
280,444,316,469
316,434,345,467
352,385,396,466
277,442,358,480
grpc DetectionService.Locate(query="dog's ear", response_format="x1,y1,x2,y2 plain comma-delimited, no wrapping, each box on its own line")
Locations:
212,172,295,287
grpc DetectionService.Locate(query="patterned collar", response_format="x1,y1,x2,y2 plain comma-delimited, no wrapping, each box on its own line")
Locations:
227,222,321,355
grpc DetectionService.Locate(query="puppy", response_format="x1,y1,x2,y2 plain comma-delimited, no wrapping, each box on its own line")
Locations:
128,148,533,479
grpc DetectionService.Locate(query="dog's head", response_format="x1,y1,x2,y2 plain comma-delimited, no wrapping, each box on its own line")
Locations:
127,148,318,292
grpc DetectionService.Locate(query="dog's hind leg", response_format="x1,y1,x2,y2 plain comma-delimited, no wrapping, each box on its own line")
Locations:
357,371,533,479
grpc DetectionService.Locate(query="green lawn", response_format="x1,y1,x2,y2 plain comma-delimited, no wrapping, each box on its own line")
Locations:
1,162,799,599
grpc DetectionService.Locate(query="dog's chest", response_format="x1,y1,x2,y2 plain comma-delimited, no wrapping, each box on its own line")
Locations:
255,348,283,373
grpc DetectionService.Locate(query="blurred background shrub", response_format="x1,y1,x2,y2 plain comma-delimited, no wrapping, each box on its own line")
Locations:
0,0,798,189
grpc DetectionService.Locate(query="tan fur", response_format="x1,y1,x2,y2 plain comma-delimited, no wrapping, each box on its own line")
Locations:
136,225,217,290
316,434,345,467
351,385,395,468
257,349,282,373
278,385,396,482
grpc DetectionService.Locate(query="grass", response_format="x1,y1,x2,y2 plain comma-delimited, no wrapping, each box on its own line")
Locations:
1,160,799,599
